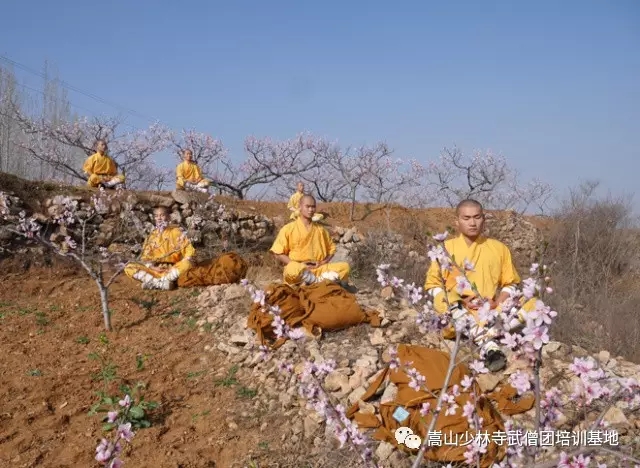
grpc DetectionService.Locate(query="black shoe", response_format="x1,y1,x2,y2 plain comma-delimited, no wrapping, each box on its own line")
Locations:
337,280,358,294
485,349,507,372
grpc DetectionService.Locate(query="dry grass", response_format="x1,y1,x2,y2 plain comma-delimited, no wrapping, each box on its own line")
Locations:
545,182,640,362
244,251,282,287
350,229,427,289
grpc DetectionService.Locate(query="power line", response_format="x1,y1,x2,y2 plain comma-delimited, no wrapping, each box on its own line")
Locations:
0,54,160,124
10,81,139,131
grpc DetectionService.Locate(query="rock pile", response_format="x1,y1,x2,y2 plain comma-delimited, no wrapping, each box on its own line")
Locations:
328,226,365,263
485,211,544,265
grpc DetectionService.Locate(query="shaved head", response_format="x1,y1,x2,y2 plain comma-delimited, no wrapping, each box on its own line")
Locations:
455,199,483,215
299,194,317,221
301,194,316,205
153,206,170,216
455,199,485,240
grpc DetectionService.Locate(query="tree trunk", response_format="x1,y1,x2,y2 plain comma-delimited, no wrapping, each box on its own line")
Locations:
97,281,111,331
349,187,357,222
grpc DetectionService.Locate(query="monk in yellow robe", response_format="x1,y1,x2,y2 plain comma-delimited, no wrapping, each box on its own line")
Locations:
424,199,528,372
124,206,195,290
287,182,305,220
176,149,211,192
82,139,126,189
287,182,324,222
271,194,350,287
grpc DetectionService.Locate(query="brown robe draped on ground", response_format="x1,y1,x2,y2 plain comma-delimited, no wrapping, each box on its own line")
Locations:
247,282,381,349
347,344,535,468
177,252,248,288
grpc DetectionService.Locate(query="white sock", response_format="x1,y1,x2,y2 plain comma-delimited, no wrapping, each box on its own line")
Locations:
319,271,340,281
164,268,180,282
301,270,319,285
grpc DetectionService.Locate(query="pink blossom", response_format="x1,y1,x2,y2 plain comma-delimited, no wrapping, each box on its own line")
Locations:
455,276,472,294
469,360,489,374
460,375,474,390
462,401,475,420
118,395,131,408
522,278,538,299
390,276,404,288
117,423,134,442
464,437,487,465
444,403,459,416
509,371,532,395
407,367,426,391
107,411,118,423
477,301,496,323
569,357,596,376
500,332,519,350
95,438,113,463
387,346,400,370
287,327,306,340
433,232,448,242
522,324,549,350
525,300,557,327
463,259,475,271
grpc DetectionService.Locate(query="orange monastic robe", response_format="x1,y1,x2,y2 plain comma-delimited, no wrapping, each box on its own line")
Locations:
82,152,125,187
176,161,210,190
270,218,350,286
425,234,521,313
125,225,196,286
287,190,304,220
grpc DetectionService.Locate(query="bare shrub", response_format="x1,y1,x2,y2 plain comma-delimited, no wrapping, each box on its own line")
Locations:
545,181,640,362
349,230,426,289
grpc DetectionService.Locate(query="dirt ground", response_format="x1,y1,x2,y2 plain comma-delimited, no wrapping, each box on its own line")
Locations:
0,254,354,468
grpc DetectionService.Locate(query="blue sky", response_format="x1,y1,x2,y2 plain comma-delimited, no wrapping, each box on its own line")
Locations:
1,0,639,209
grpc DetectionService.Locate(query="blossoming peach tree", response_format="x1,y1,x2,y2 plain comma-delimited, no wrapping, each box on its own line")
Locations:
240,231,639,468
0,188,142,331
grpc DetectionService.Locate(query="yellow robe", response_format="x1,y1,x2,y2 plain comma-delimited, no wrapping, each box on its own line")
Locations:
125,225,196,281
270,218,350,285
82,152,125,187
287,190,304,220
176,161,209,189
424,235,526,338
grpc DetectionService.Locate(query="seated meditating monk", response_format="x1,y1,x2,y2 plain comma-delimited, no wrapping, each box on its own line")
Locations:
176,149,211,193
124,206,195,290
424,199,530,372
287,182,305,220
82,139,126,189
287,182,324,222
271,194,349,287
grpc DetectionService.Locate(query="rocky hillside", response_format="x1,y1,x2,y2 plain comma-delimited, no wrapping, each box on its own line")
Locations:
2,173,636,467
193,282,640,467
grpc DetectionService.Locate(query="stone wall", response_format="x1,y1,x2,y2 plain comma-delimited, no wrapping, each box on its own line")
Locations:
1,179,543,267
0,188,276,256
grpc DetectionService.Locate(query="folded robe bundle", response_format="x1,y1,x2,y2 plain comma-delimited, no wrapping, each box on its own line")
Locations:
247,281,381,349
177,252,248,288
346,344,535,468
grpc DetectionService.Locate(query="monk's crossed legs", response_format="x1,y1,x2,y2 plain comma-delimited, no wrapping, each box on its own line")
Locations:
283,261,350,286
